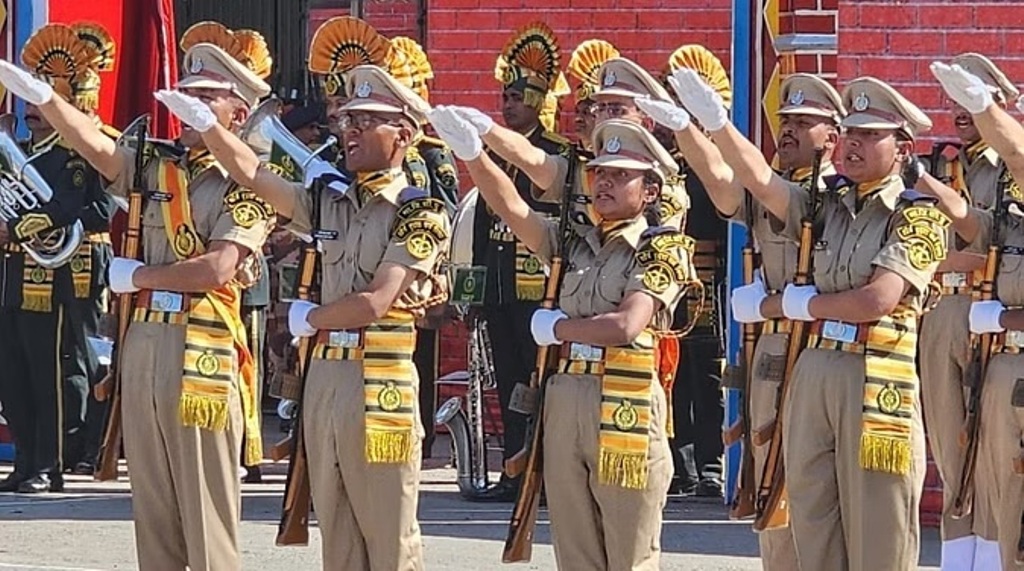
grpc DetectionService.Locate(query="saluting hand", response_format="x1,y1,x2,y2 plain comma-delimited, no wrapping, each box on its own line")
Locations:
929,62,994,115
154,89,217,132
427,106,483,161
0,60,53,106
667,68,728,132
446,106,495,136
634,96,691,132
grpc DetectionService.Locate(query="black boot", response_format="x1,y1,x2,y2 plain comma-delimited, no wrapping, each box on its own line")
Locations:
16,473,56,494
0,472,28,492
466,476,519,503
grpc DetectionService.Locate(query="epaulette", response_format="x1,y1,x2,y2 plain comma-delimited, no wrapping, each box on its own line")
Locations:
397,186,428,204
823,173,852,191
144,139,186,160
641,225,677,241
540,130,571,146
898,189,938,204
417,135,449,150
100,124,121,141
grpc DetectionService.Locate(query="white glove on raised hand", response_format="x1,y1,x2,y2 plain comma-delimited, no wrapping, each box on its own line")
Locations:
108,258,144,294
929,62,995,115
667,68,729,131
530,308,569,346
288,300,319,338
427,106,483,161
447,106,495,136
634,96,691,132
0,60,53,106
969,300,1006,334
781,284,818,322
154,89,217,132
731,276,768,323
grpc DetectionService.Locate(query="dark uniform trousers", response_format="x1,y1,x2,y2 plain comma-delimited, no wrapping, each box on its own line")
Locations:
670,175,727,489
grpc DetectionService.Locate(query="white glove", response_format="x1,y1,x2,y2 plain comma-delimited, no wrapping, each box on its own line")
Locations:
667,68,729,131
108,258,144,294
154,89,217,132
634,96,691,131
447,106,495,135
969,300,1006,334
1016,95,1024,115
929,62,995,115
731,276,768,323
303,160,349,194
427,106,483,161
288,300,319,338
781,284,818,322
530,308,569,346
277,399,298,420
0,60,53,105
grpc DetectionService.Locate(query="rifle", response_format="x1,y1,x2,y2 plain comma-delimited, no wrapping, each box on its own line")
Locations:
276,181,324,546
753,148,824,531
951,169,1008,520
502,153,577,563
95,115,150,481
728,192,759,520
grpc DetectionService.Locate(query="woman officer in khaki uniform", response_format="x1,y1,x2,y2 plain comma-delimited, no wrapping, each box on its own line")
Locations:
430,108,695,570
676,70,950,570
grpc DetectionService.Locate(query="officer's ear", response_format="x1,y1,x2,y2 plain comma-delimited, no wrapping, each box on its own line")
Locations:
230,98,250,130
895,134,916,163
824,124,840,151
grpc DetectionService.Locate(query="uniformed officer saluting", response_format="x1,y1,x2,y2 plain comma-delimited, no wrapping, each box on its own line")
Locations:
160,63,450,570
679,71,949,569
0,23,116,494
432,106,696,570
0,23,277,569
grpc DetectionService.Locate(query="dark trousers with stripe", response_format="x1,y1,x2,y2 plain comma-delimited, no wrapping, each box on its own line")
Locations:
484,302,538,475
672,335,726,484
65,293,105,467
0,306,65,477
414,326,438,457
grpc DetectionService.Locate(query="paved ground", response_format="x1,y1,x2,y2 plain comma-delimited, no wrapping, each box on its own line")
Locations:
0,434,942,570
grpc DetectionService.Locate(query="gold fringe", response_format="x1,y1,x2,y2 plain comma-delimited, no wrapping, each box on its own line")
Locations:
22,294,52,313
599,449,649,490
178,393,230,432
244,422,263,467
365,430,413,464
515,283,544,301
73,280,90,299
859,433,912,475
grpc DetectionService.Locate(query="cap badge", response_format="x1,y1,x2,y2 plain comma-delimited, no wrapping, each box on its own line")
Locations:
355,81,373,99
853,92,870,112
603,71,617,87
190,57,203,75
605,136,621,154
789,90,805,106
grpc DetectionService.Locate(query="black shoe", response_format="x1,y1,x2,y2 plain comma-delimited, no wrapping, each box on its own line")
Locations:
242,466,263,484
72,462,95,476
0,472,28,492
16,474,55,494
466,480,519,503
668,476,698,497
696,477,724,498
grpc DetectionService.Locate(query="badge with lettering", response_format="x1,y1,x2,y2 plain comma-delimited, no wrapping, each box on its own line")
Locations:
853,92,870,112
312,229,339,241
612,399,639,431
405,231,436,260
876,382,902,415
196,349,220,377
452,266,486,306
378,381,403,412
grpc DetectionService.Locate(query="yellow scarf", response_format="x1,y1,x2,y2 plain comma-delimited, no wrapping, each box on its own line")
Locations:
156,157,263,466
355,168,401,207
363,309,418,463
20,256,55,312
70,240,93,299
860,312,919,475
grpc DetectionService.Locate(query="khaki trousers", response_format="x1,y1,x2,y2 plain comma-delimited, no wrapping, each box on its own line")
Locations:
543,373,673,571
920,295,976,540
120,322,243,571
974,353,1024,569
748,331,801,571
303,359,424,571
783,348,925,571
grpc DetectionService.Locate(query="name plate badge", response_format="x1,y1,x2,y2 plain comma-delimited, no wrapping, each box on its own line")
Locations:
569,343,604,362
942,272,968,288
328,331,361,348
821,321,857,344
151,291,185,313
452,266,487,306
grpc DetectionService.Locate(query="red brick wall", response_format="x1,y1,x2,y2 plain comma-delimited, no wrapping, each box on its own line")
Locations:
838,0,1024,146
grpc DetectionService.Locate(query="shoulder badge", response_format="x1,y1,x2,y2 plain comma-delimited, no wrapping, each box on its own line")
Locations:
433,162,458,190
224,186,275,229
896,205,949,270
636,228,690,294
392,193,449,260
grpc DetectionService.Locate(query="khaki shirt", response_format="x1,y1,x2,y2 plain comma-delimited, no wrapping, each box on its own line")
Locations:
286,172,450,308
534,216,693,330
774,175,947,311
964,145,1003,211
728,163,837,292
967,206,1024,307
106,146,273,268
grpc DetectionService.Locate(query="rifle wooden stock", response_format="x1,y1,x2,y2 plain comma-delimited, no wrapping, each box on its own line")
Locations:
503,154,577,563
503,449,527,479
276,188,323,546
729,200,759,520
753,149,823,531
269,434,294,462
96,116,149,482
952,230,1001,520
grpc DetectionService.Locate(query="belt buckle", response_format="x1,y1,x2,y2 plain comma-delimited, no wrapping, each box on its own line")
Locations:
942,272,968,288
328,331,360,348
569,343,602,362
150,291,184,313
821,321,857,344
1006,330,1024,348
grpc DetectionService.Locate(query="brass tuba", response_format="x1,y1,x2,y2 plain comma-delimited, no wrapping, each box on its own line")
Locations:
0,114,84,269
239,98,339,185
